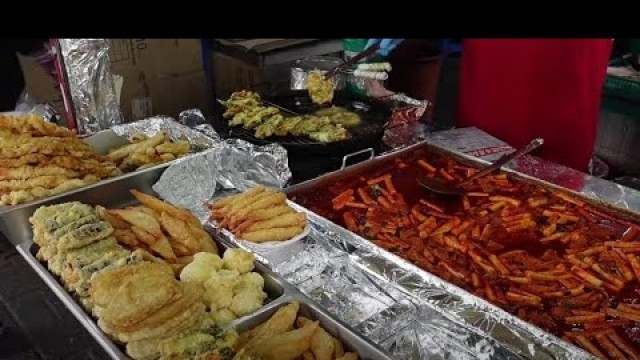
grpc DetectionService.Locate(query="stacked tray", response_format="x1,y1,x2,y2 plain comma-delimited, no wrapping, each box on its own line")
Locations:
0,164,392,360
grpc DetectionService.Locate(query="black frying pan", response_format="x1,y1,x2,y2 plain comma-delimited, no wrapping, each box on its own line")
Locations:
214,90,391,156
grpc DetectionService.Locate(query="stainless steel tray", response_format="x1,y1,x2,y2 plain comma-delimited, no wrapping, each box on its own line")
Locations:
1,168,393,360
284,140,630,360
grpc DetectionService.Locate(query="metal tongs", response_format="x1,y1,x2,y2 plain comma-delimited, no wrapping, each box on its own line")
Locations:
418,138,545,196
323,43,381,80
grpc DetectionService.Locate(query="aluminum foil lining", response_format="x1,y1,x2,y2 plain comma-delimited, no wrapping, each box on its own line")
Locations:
110,116,216,151
283,203,595,360
58,39,122,134
178,108,208,128
152,138,291,221
424,127,640,214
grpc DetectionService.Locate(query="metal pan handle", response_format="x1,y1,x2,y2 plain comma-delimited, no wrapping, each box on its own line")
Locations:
341,148,375,170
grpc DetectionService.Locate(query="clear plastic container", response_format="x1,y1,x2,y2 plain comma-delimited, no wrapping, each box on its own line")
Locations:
290,56,345,91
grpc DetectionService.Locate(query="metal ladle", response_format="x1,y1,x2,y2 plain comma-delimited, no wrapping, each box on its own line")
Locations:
418,138,544,196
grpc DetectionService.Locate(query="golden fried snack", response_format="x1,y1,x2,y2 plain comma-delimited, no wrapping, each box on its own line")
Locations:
241,212,307,234
246,321,319,360
90,262,174,307
0,114,74,137
0,177,101,206
159,212,200,253
95,205,130,229
241,226,304,243
107,132,167,161
109,209,164,239
112,229,139,247
156,140,190,154
307,71,336,105
131,189,199,226
131,226,177,261
188,222,217,254
0,175,70,194
228,192,287,227
232,205,293,232
241,301,299,349
0,165,80,181
298,316,334,360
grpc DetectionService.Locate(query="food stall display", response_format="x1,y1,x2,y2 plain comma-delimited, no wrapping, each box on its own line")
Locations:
288,144,640,359
0,114,121,205
207,185,308,243
0,162,392,360
0,114,215,207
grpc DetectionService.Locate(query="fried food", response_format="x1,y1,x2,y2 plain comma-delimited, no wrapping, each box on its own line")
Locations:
306,71,336,105
107,132,193,171
31,201,241,360
298,317,334,360
241,226,305,243
245,320,319,360
157,321,238,360
0,113,74,137
98,190,216,268
109,209,164,239
241,212,306,234
181,249,266,320
207,186,308,243
0,176,101,206
179,252,224,284
236,302,357,360
220,91,350,143
0,115,121,205
314,106,362,128
160,212,200,253
131,189,200,226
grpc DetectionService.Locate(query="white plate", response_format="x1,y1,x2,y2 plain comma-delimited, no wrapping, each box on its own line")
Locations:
235,222,310,250
213,218,311,257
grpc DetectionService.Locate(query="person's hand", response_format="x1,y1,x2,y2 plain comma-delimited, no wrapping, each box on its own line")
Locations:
365,39,404,56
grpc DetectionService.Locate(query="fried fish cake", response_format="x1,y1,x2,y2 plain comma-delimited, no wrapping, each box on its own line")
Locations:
56,221,114,252
90,262,175,308
101,302,206,343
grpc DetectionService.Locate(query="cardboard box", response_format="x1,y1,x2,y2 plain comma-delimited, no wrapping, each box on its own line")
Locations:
19,39,212,123
211,51,291,98
108,39,212,121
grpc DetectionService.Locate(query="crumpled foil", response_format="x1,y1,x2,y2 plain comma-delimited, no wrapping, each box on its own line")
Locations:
58,39,122,134
178,108,208,128
152,138,291,220
267,204,530,360
110,116,216,151
424,127,640,214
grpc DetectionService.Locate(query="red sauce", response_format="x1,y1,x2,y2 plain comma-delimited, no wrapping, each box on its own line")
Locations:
290,148,640,359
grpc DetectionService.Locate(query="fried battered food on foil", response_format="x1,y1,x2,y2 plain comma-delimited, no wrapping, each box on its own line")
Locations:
0,176,101,206
0,120,120,205
106,132,193,172
0,113,74,137
206,186,307,243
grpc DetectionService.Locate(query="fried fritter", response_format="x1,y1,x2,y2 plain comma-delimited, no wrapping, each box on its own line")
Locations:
0,114,74,137
90,262,175,308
